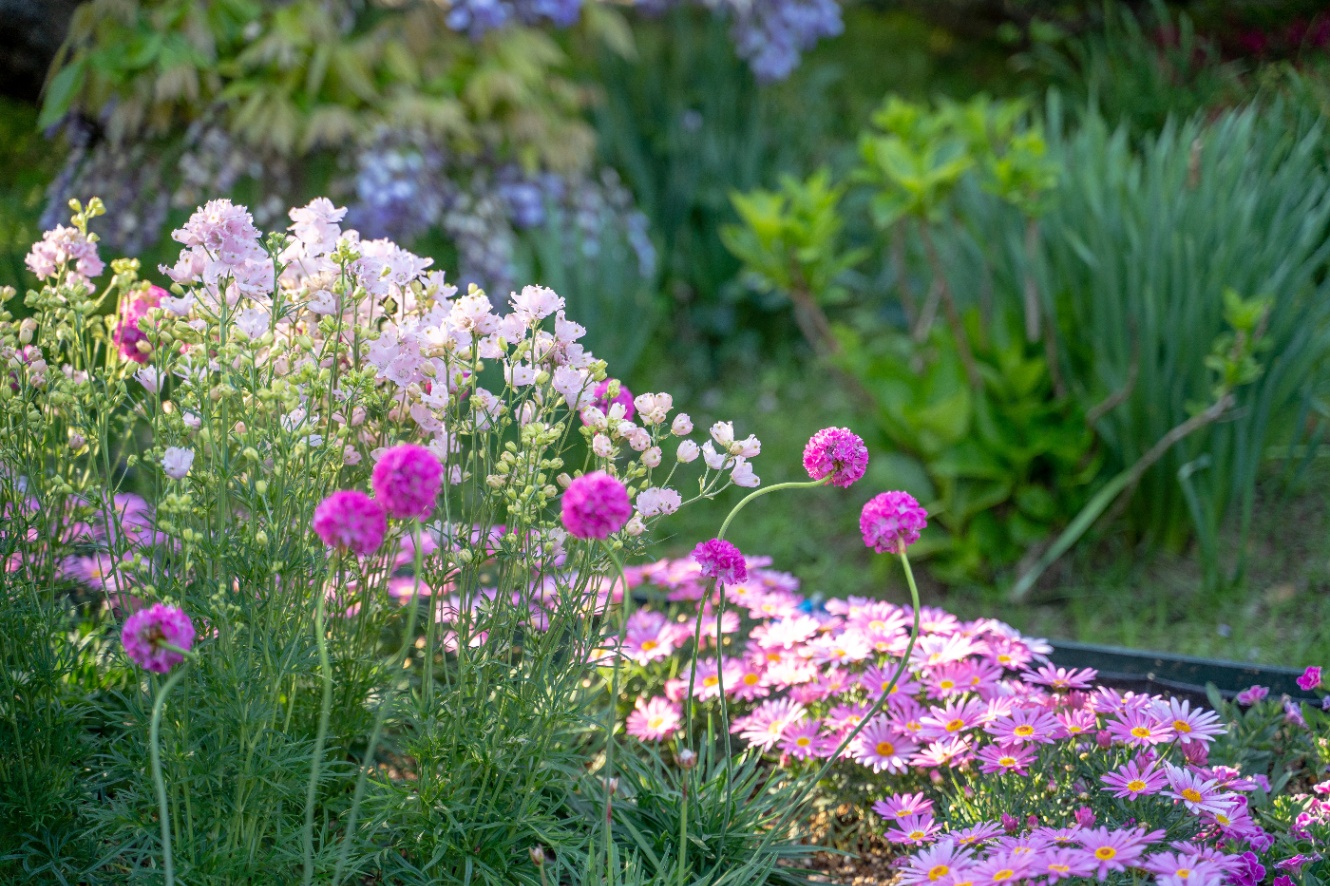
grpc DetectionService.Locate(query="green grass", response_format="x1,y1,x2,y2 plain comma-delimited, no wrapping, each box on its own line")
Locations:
639,358,1330,670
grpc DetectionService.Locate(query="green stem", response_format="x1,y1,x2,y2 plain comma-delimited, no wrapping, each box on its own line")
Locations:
333,525,424,884
715,478,827,544
745,548,922,865
302,575,335,886
676,775,689,886
150,666,190,886
600,541,631,885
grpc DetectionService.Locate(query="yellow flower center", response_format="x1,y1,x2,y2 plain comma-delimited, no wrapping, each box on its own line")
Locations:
1177,869,1191,880
1216,813,1231,826
702,675,719,688
1130,726,1152,739
641,639,658,652
1182,788,1203,803
908,831,926,840
946,718,966,732
869,620,888,632
796,736,812,747
928,865,950,881
992,869,1015,882
1126,779,1147,792
1174,720,1192,733
1013,724,1035,737
939,679,956,690
1049,864,1070,874
647,716,664,730
743,673,760,686
1095,847,1116,861
876,741,896,757
999,756,1018,767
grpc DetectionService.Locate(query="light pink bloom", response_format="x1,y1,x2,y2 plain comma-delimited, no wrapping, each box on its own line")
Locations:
625,696,681,742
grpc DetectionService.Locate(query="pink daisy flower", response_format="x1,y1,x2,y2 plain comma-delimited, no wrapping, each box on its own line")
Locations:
1022,664,1097,691
919,697,990,740
1078,827,1156,877
621,610,676,665
968,851,1034,885
887,814,943,846
625,696,682,742
738,698,806,751
1101,756,1168,799
730,660,771,702
1162,763,1238,816
1033,847,1096,883
911,736,974,769
976,743,1038,776
778,720,826,760
1144,852,1228,886
850,717,919,773
873,791,934,821
984,708,1063,745
1105,707,1175,747
1055,709,1098,737
951,822,1003,848
1157,698,1225,745
899,841,975,886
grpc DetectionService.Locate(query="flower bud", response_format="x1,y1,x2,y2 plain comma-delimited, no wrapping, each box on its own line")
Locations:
68,432,85,450
529,846,545,867
677,748,697,770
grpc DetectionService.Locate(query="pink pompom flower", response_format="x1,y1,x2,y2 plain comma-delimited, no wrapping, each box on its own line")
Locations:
692,538,748,585
803,427,869,488
122,603,196,673
372,444,443,520
1298,666,1322,692
589,379,635,422
313,490,387,555
860,491,927,554
560,471,632,540
112,285,165,364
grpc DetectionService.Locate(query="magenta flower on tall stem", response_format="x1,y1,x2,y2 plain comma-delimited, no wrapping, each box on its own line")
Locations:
312,490,386,555
692,538,747,586
121,603,197,886
372,443,443,520
860,490,928,554
122,603,196,673
802,426,869,488
560,471,632,540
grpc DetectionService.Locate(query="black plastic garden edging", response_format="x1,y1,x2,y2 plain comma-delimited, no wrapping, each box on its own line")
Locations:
1048,640,1317,708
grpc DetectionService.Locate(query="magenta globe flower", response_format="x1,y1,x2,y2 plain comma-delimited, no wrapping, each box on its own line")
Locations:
372,444,443,520
313,489,387,555
122,603,196,673
587,379,635,423
860,491,927,554
561,471,632,540
802,427,869,488
692,538,748,585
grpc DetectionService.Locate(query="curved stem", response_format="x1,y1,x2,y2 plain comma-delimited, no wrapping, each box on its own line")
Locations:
600,540,631,883
303,572,335,886
150,666,190,886
746,548,922,863
334,526,424,884
715,479,827,544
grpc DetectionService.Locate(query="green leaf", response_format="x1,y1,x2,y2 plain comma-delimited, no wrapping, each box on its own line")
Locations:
38,61,87,131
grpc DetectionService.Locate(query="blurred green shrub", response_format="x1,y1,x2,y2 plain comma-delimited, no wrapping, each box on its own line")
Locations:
724,91,1330,591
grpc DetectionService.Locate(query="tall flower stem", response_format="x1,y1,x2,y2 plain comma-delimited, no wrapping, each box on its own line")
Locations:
302,565,335,886
333,525,424,884
742,548,922,869
599,540,631,883
676,774,690,886
150,665,190,886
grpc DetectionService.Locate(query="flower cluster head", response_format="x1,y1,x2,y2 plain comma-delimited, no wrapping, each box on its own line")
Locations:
122,603,195,673
560,471,632,540
860,490,927,554
803,427,869,488
692,538,748,585
1298,666,1322,692
372,444,443,520
25,224,104,286
313,490,387,555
